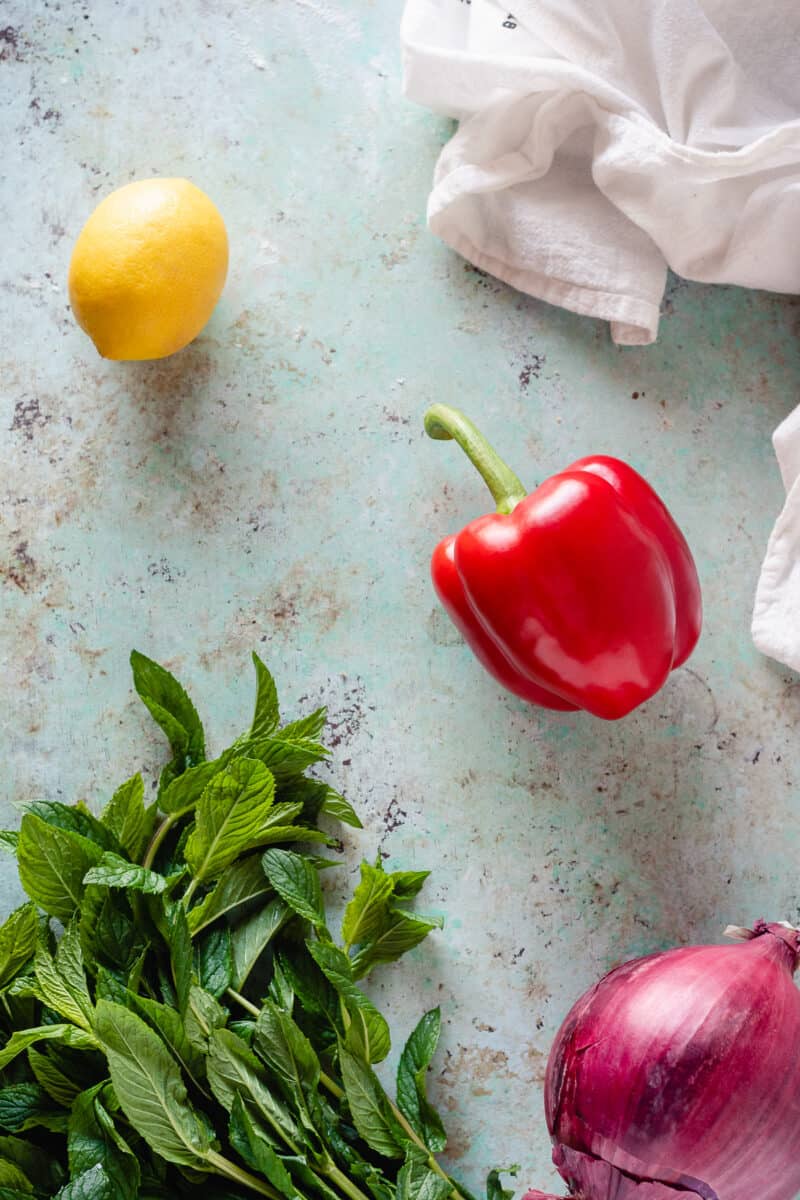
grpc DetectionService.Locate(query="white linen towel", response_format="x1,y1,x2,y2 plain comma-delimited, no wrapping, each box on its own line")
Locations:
401,0,800,671
752,411,800,674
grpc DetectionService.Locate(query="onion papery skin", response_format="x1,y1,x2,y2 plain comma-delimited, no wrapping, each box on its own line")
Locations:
539,923,800,1200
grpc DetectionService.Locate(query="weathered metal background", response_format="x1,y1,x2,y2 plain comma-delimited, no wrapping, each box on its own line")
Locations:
3,1,800,1191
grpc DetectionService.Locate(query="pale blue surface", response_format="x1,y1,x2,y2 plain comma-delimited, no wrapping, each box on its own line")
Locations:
3,2,800,1193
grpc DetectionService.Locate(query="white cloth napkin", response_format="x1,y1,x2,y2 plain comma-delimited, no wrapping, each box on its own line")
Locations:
401,0,800,347
752,410,800,674
401,0,800,672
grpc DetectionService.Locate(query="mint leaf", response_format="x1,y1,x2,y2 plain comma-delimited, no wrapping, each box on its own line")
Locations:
0,1025,97,1071
398,1148,452,1200
280,709,327,742
254,1001,320,1117
130,651,205,782
96,972,205,1087
245,737,329,779
26,801,118,853
194,926,233,998
27,1046,81,1107
0,904,37,990
389,872,431,901
34,924,94,1031
342,861,394,949
79,886,144,977
159,757,230,817
206,1028,303,1150
83,853,166,894
230,898,288,991
56,1163,121,1200
344,1006,391,1067
0,1159,33,1193
18,814,103,923
337,1045,404,1159
100,775,154,862
0,1084,66,1133
320,788,362,830
276,947,338,1025
0,1133,63,1193
268,961,294,1011
186,856,273,936
229,1093,298,1198
351,910,443,980
261,850,325,929
250,653,280,739
306,942,389,1063
148,898,192,1016
486,1167,519,1200
397,1010,446,1153
68,1085,135,1179
253,825,335,849
185,759,277,885
94,1000,211,1168
184,985,227,1056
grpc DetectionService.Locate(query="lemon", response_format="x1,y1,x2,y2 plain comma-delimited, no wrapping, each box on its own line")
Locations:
68,178,229,361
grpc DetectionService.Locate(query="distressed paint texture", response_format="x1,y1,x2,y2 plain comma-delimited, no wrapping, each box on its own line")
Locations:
3,0,800,1192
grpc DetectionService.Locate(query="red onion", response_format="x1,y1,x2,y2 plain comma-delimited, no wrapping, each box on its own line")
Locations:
524,921,800,1200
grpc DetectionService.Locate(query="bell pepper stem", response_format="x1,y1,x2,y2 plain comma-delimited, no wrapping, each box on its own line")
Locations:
423,403,528,514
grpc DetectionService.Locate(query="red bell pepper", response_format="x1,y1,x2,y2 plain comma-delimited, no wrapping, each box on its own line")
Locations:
424,404,701,720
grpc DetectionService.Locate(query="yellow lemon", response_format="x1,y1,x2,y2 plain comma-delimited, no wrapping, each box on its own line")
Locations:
68,178,229,361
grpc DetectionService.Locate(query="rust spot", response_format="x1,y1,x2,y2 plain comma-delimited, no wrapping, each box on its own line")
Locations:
2,540,39,592
74,644,109,668
439,1044,513,1092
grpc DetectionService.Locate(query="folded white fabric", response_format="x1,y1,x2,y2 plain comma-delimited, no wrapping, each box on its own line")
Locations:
752,411,800,674
401,0,800,347
402,0,800,672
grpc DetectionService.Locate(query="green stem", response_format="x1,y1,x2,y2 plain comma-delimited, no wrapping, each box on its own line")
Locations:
142,814,177,870
227,987,261,1018
423,403,528,515
183,877,199,906
319,1068,345,1101
322,1162,374,1200
207,1149,282,1199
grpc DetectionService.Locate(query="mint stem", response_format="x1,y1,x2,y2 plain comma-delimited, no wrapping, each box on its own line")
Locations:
207,1148,283,1198
142,814,176,870
322,1161,374,1200
226,986,260,1018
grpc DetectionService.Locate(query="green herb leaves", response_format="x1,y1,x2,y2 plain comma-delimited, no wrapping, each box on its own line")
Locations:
0,652,488,1200
18,815,103,923
262,850,326,928
338,1046,404,1159
130,650,206,785
186,759,277,884
0,906,37,991
397,1011,447,1153
95,1000,212,1167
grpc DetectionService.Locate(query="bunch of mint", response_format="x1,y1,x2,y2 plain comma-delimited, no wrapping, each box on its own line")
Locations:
0,651,502,1200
